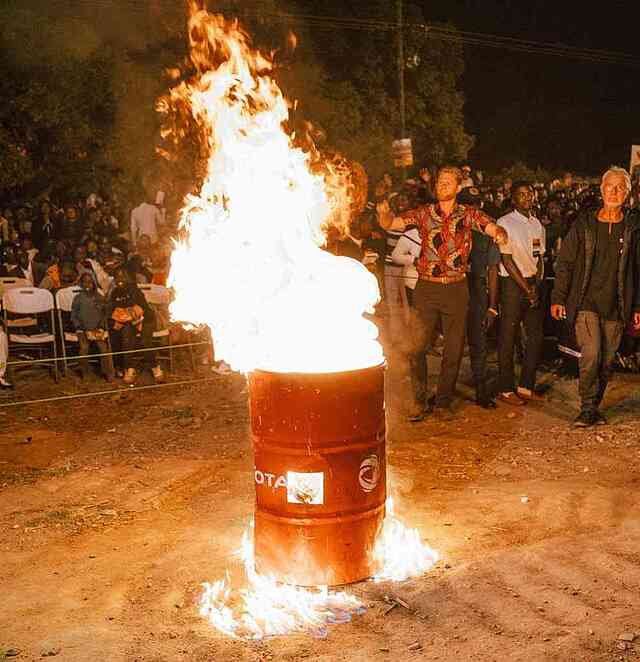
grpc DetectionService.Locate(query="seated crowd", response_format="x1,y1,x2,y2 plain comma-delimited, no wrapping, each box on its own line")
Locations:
0,192,173,388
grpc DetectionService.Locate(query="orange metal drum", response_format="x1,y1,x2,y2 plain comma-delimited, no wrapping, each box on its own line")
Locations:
249,364,386,587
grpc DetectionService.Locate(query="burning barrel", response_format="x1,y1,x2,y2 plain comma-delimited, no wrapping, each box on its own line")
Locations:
249,364,386,587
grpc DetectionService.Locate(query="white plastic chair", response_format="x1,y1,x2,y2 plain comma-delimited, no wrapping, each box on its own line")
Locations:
138,284,175,371
55,286,81,375
0,277,30,300
2,287,58,381
0,277,36,331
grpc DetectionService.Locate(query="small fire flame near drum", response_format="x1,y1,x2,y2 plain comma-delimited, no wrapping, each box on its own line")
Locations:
164,4,438,640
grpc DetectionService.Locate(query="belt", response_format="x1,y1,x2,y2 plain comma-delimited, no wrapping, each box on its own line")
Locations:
420,273,466,285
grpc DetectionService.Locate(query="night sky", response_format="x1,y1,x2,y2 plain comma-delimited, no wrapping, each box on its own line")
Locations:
424,0,640,175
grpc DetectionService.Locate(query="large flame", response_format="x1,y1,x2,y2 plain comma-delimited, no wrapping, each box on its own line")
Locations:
199,500,439,640
163,7,382,374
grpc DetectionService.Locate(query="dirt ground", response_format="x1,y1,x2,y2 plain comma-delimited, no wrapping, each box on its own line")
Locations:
1,348,640,662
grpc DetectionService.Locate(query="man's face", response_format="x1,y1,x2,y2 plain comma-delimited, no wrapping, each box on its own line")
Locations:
435,172,460,203
547,202,563,220
114,270,128,288
61,266,76,285
66,207,77,222
80,274,95,292
601,173,629,208
513,186,534,213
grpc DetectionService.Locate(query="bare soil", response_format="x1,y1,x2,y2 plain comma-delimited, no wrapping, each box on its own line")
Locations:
1,353,639,661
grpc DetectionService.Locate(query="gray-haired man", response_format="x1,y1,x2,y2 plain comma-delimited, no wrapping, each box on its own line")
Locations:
551,167,640,427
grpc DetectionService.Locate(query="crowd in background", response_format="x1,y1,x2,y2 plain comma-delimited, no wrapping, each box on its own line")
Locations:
2,161,640,427
0,190,179,387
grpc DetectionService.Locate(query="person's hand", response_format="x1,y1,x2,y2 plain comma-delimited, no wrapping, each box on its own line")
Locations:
494,226,508,245
551,304,566,320
526,284,540,308
634,311,640,329
484,308,498,330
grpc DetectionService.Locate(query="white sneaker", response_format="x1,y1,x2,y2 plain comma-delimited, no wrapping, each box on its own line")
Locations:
152,365,164,382
123,368,137,384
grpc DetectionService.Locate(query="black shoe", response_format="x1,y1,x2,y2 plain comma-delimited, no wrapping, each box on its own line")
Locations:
426,394,436,412
476,395,497,409
593,410,607,426
0,377,14,389
408,409,426,423
434,403,456,421
573,410,596,428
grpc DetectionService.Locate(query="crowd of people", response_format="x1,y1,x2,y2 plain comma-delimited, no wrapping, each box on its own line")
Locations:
339,163,640,428
2,161,640,429
0,191,176,388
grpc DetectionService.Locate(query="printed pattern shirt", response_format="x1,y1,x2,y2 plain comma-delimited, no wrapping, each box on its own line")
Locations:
403,203,495,279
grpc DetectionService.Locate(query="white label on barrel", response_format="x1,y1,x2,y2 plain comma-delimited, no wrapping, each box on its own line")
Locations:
359,454,380,492
286,471,324,505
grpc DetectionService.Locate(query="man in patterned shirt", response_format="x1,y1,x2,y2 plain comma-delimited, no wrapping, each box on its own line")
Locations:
397,166,508,420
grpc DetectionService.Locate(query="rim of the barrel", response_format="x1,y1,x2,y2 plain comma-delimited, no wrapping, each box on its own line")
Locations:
250,361,387,378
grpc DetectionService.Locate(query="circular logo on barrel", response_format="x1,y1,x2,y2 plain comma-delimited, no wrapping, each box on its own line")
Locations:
359,454,380,493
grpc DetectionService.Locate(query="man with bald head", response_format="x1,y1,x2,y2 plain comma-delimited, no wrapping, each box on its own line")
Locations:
552,167,640,427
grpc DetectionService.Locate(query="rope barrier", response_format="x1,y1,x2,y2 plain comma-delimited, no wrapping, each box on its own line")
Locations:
0,375,225,409
6,340,211,367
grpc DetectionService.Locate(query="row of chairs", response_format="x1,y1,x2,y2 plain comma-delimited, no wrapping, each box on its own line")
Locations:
0,277,174,382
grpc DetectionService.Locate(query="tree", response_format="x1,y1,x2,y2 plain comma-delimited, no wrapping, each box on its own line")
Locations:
0,5,118,198
284,0,474,179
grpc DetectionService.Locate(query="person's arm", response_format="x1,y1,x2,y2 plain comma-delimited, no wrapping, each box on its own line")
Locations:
391,234,417,266
501,254,538,305
633,231,640,328
71,296,83,331
468,207,508,245
129,209,137,244
376,200,394,231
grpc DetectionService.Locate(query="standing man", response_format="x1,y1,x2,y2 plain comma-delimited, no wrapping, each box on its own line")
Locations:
496,182,546,405
396,165,507,420
551,167,640,427
130,194,161,246
464,190,501,409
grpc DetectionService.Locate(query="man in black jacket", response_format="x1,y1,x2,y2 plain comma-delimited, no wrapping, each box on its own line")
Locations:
551,166,640,427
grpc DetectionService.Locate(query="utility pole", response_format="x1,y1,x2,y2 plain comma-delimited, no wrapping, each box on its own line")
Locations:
396,0,407,181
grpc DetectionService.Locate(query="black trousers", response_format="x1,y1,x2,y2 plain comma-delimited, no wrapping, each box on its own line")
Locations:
410,279,469,407
110,319,156,370
467,275,489,396
498,276,544,392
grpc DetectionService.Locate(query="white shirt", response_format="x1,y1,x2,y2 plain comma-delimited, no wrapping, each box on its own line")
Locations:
498,209,545,278
130,202,161,244
391,227,421,290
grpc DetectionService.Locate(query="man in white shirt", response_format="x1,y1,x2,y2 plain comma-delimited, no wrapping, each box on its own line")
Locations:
496,181,546,405
130,197,161,246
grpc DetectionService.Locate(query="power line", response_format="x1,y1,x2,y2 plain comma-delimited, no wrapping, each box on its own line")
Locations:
34,1,640,68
